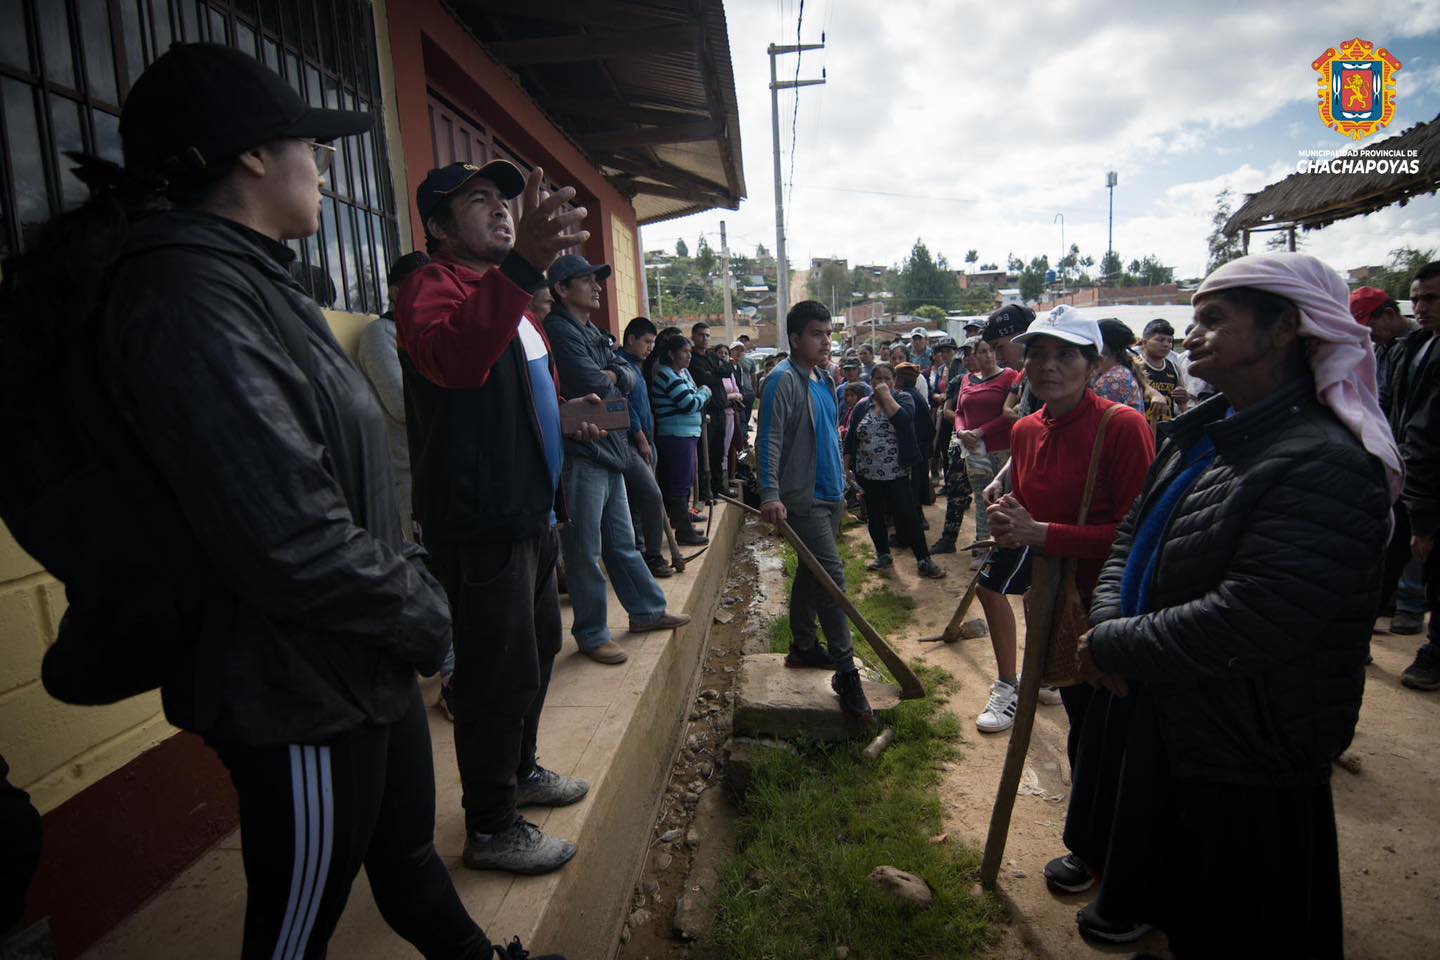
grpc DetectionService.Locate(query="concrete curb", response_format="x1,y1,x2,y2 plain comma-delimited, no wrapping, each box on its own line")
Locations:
532,500,744,960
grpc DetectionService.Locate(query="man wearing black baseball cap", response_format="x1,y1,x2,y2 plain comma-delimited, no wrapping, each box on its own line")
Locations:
84,43,553,958
543,254,690,665
397,155,597,886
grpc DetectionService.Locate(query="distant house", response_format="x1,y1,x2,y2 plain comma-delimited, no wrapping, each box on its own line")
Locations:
960,269,1011,290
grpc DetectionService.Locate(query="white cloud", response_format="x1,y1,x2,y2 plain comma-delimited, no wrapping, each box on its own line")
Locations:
640,0,1440,281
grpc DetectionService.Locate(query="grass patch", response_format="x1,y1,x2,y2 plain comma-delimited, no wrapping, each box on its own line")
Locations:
711,664,1005,959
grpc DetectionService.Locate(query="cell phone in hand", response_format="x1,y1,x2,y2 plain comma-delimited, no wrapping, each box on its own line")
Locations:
560,397,630,435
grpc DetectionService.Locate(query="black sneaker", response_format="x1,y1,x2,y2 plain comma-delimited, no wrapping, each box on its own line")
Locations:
463,817,576,875
1401,644,1440,691
1043,852,1094,893
831,669,874,722
494,935,565,959
1391,610,1425,635
930,537,957,554
868,553,894,571
917,558,947,579
645,554,673,578
676,529,708,546
515,765,589,807
1076,902,1152,944
785,644,838,669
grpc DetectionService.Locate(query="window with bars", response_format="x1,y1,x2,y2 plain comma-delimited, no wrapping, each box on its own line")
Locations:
0,0,400,314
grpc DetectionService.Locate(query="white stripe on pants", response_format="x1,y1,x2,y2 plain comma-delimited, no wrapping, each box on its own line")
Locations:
272,745,334,960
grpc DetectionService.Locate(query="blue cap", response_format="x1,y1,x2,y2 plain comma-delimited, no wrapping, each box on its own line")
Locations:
416,160,525,226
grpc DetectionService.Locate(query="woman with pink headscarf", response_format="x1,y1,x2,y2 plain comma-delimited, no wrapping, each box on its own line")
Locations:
1057,254,1397,956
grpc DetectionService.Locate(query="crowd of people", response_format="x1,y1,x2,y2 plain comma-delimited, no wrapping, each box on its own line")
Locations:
0,40,1435,960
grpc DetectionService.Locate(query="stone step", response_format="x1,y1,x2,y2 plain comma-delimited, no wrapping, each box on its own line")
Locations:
732,653,901,741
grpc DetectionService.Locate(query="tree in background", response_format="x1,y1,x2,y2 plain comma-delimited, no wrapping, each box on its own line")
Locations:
695,236,717,278
1007,254,1024,273
755,242,769,259
675,238,689,258
1099,250,1123,284
956,286,998,314
913,304,947,323
1019,255,1050,303
965,249,978,273
1265,230,1306,252
898,239,961,309
807,259,852,310
1206,188,1245,274
1373,246,1438,299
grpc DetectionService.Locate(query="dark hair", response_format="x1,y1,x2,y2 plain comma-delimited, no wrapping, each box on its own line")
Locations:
658,325,681,339
870,361,895,380
1142,318,1174,338
645,332,692,384
691,322,709,335
845,382,869,398
423,198,457,254
624,316,657,342
387,251,431,287
786,299,830,340
1414,261,1440,284
1096,318,1150,389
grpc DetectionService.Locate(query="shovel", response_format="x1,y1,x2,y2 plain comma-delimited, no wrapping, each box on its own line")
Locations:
918,539,997,643
718,493,925,701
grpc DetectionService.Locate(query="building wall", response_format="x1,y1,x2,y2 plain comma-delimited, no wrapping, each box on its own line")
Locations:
385,0,643,333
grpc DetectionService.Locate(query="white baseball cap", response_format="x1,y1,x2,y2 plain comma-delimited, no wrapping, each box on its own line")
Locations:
1013,304,1103,350
910,326,927,338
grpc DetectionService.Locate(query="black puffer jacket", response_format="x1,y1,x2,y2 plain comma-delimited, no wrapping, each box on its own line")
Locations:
1088,377,1390,787
102,212,451,746
1380,327,1439,535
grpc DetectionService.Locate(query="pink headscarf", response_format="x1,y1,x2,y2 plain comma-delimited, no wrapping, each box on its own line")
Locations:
1194,253,1403,499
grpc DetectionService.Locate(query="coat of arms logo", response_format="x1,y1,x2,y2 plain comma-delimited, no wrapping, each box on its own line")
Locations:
1313,39,1402,140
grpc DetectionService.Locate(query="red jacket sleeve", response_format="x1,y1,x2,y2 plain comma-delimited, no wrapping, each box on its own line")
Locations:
1044,408,1156,559
395,259,537,389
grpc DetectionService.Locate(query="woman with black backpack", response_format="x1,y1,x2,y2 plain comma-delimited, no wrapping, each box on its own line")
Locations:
0,44,562,960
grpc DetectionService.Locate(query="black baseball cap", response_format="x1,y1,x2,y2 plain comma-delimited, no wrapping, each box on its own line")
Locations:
120,43,372,179
982,304,1035,342
547,254,612,288
416,160,527,226
935,336,958,351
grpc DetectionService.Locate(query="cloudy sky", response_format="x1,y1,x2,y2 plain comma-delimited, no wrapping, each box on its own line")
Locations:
639,0,1440,281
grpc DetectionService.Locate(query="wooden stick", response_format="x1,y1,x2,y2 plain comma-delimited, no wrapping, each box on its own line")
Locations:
979,555,1069,888
718,493,926,700
933,542,996,643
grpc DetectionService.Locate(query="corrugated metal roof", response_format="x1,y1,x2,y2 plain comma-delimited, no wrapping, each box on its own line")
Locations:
446,0,746,224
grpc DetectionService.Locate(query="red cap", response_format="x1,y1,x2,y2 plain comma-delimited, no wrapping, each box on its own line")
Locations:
1349,286,1392,326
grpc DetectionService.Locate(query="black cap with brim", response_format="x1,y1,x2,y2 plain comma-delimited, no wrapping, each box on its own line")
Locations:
121,43,372,179
416,160,527,225
547,254,612,287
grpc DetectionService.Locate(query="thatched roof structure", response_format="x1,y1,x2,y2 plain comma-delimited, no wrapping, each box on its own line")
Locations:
1224,113,1440,238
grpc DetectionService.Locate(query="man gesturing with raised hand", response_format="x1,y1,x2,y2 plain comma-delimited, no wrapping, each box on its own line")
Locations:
397,160,602,876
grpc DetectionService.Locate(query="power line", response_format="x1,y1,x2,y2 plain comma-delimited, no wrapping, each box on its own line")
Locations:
785,0,806,214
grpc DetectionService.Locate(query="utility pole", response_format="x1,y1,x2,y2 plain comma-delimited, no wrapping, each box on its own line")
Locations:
654,268,663,318
720,220,734,342
769,39,825,350
1105,171,1118,282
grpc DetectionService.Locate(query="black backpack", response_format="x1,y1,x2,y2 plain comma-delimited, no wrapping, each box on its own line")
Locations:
0,176,314,705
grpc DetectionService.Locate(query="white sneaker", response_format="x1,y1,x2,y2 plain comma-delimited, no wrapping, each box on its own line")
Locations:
1038,685,1063,706
976,680,1019,732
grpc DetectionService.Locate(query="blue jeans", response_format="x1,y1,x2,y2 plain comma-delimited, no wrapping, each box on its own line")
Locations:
559,456,667,650
1397,557,1427,616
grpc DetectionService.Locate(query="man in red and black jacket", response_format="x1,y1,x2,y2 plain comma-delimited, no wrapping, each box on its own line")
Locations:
396,160,598,876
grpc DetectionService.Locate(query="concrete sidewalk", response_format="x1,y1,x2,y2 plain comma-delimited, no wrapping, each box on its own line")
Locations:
83,501,742,960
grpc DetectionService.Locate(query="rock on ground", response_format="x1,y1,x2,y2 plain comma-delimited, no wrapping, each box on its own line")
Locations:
865,866,934,909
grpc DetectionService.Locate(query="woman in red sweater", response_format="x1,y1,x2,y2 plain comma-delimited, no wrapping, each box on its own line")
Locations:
971,306,1155,749
955,339,1021,547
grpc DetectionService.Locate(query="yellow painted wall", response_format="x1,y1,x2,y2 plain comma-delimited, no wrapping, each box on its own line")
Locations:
611,213,640,322
0,308,375,815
